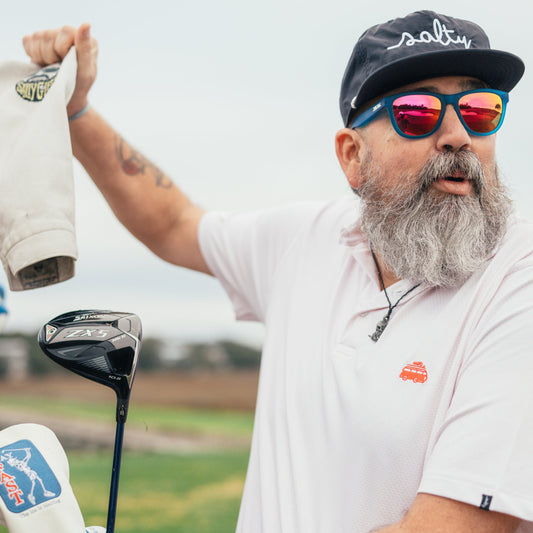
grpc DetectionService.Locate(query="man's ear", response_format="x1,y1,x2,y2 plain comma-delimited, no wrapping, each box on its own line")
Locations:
335,128,365,190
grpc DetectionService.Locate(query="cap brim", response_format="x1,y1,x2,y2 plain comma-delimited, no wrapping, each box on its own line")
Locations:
350,48,525,121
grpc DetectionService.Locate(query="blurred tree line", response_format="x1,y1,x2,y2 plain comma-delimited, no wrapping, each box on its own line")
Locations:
0,333,261,377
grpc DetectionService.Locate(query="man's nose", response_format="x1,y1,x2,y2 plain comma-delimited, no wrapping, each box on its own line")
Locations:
435,104,472,152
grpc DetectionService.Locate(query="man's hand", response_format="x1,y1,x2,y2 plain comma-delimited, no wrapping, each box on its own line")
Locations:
22,23,98,117
21,22,208,274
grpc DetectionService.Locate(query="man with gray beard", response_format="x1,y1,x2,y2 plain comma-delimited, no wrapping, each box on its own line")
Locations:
24,9,533,533
358,151,513,288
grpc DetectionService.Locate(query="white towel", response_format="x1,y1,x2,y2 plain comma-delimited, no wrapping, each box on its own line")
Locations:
0,48,78,291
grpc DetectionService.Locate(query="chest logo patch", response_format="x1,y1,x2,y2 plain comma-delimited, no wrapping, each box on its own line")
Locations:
399,361,428,384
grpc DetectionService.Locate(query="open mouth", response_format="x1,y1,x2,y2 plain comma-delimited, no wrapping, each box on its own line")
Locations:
432,175,473,196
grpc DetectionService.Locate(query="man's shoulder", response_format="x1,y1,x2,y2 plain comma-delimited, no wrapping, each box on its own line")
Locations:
303,193,360,230
500,217,533,252
488,217,533,275
261,193,359,225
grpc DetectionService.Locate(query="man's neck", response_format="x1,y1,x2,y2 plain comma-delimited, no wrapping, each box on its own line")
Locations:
374,252,401,289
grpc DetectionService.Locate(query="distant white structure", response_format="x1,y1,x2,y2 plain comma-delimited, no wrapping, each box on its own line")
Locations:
0,338,28,381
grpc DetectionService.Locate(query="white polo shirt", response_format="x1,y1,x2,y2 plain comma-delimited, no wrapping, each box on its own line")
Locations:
199,194,533,533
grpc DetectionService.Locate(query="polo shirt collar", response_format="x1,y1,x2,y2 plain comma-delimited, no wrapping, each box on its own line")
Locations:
339,218,428,301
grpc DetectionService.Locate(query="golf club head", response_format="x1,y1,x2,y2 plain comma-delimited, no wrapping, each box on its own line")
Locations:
38,310,142,422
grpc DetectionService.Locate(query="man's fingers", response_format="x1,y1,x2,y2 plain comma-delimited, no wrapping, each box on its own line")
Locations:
73,23,98,90
54,25,76,59
65,23,98,115
22,30,54,65
21,23,98,114
74,23,97,69
21,35,35,61
22,26,76,65
39,30,62,65
22,31,43,64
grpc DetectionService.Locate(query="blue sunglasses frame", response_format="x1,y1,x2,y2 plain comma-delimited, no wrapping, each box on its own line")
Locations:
350,89,509,139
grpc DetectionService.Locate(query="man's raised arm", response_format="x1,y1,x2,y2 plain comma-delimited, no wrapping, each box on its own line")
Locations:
23,24,209,274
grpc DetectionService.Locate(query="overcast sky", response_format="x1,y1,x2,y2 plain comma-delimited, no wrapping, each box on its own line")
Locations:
1,0,532,347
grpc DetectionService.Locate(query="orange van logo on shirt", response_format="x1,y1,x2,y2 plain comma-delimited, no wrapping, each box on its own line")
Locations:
399,361,428,383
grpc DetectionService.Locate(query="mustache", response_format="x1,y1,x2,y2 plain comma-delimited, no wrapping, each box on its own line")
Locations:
358,150,488,207
417,151,485,195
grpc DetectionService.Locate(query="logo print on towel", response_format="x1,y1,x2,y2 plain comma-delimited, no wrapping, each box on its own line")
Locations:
399,361,428,384
387,18,472,50
0,439,61,513
15,65,59,102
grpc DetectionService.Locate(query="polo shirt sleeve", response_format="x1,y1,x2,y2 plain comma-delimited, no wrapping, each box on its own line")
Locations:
418,254,533,524
198,202,323,323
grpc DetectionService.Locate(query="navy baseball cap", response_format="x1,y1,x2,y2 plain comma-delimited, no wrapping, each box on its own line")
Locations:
340,10,525,126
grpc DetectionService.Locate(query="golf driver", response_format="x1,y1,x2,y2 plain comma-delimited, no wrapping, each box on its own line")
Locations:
37,310,142,533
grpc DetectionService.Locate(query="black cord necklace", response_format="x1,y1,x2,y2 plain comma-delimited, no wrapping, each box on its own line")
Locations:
369,247,421,342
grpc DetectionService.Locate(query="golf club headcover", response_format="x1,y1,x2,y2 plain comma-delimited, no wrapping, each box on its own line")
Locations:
0,423,86,533
0,47,78,291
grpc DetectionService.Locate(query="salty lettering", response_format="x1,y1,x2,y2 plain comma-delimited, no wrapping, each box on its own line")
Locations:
387,18,472,50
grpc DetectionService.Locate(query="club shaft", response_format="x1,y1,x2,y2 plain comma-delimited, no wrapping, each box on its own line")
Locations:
106,421,125,533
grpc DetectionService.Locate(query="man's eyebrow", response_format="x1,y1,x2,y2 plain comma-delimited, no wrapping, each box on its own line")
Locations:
461,79,488,90
403,80,489,94
410,85,439,93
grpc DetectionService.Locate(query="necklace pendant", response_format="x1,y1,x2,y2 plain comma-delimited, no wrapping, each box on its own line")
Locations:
369,315,389,342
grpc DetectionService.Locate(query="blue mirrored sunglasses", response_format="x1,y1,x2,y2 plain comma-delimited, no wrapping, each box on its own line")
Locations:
350,89,509,139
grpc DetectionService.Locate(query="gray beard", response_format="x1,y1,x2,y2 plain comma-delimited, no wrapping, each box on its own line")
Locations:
358,151,513,288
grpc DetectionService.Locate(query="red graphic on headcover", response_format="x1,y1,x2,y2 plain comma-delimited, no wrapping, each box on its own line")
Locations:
399,361,428,383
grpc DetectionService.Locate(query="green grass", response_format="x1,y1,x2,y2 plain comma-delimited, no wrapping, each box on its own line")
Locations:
131,407,254,438
0,395,254,438
70,450,249,533
0,394,253,531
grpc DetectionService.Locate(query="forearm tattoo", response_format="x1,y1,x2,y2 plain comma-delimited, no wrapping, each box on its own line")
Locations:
115,135,173,189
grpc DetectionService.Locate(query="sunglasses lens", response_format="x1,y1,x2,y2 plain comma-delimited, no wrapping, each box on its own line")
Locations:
459,92,504,133
392,94,442,136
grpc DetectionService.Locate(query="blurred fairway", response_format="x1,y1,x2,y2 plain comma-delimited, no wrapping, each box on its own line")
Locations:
0,395,255,439
0,390,255,532
70,450,249,532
